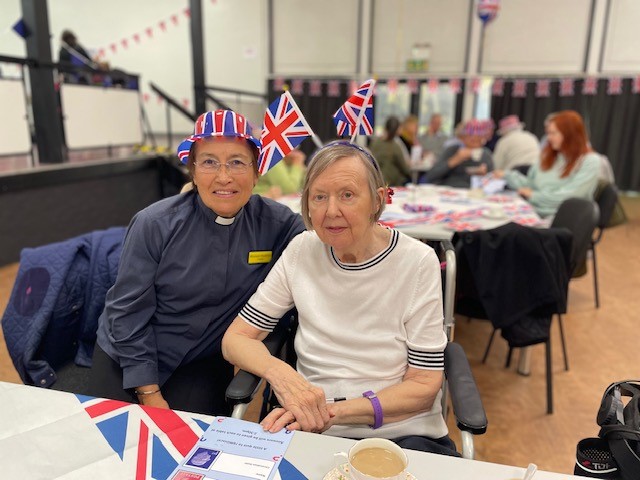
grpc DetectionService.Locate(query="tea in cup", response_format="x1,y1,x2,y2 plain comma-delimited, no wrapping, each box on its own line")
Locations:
336,438,408,480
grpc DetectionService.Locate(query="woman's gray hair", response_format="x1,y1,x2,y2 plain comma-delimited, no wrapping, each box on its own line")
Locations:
300,142,387,230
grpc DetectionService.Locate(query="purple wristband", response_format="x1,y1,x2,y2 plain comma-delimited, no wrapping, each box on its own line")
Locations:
362,390,383,429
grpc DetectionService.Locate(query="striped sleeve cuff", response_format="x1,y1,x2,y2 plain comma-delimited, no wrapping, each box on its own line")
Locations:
408,348,445,370
239,303,280,332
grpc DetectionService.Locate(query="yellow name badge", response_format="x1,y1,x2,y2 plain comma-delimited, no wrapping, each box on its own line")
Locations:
248,251,273,265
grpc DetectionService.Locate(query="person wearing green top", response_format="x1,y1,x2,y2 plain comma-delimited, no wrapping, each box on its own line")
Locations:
254,150,306,198
496,110,599,218
369,116,411,186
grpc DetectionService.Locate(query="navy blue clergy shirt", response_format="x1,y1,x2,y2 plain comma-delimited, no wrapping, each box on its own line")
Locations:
96,192,305,389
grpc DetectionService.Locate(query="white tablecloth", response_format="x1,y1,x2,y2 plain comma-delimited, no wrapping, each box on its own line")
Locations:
0,382,581,479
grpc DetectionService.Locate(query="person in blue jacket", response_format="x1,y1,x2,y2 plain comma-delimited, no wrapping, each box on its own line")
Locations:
89,110,305,415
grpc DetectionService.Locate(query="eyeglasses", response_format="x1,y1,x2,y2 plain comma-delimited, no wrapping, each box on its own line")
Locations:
195,158,253,174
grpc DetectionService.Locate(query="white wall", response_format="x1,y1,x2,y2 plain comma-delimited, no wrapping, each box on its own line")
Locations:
273,0,358,75
371,0,469,74
1,0,640,142
601,0,640,72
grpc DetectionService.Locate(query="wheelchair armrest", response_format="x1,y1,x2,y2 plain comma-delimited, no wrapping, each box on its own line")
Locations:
445,342,488,435
225,325,291,404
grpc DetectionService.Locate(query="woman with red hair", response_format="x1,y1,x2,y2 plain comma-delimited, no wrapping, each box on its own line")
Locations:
498,110,599,217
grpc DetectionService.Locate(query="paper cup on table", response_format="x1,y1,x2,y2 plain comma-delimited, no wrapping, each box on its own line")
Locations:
335,438,408,480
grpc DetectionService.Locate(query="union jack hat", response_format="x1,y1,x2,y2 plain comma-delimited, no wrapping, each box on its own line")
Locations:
177,109,261,164
461,119,486,137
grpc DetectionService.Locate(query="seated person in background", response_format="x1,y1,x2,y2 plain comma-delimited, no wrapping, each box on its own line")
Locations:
88,109,305,415
442,121,464,150
418,113,447,159
222,142,457,456
369,116,411,186
253,149,306,199
58,30,97,84
424,119,494,188
492,115,540,171
495,110,599,218
396,114,419,163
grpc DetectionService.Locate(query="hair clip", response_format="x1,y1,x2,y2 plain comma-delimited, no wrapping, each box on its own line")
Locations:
386,187,395,204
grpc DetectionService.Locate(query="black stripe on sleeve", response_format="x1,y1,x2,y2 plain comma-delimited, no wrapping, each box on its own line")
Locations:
408,349,445,369
239,304,280,331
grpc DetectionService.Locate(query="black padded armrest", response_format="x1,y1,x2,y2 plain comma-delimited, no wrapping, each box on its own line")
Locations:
445,342,488,435
225,323,291,404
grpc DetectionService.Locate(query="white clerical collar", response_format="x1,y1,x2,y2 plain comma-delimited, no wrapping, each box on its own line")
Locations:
215,215,235,226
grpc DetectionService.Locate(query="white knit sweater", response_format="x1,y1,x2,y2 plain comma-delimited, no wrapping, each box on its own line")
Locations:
239,229,448,440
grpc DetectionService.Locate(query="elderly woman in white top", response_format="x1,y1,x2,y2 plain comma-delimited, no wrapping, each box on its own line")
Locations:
222,141,457,456
495,110,599,218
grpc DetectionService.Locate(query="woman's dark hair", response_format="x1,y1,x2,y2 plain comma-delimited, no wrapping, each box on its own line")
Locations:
384,116,400,141
61,30,77,46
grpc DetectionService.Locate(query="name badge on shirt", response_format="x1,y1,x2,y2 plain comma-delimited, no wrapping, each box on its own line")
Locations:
248,251,273,264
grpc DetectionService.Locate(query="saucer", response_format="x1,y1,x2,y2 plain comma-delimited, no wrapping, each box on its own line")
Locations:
482,210,507,220
323,463,417,480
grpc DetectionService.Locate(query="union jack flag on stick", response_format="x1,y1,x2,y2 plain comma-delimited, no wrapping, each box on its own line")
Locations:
332,79,376,141
258,91,318,175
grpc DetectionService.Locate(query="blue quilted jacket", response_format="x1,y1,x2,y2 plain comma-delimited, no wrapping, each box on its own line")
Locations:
1,227,125,387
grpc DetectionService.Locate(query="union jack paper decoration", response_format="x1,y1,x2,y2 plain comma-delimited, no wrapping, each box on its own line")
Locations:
273,77,285,92
406,78,419,94
159,21,167,32
78,395,206,480
512,79,527,97
121,38,129,49
146,27,154,38
291,78,304,95
133,33,141,44
535,79,551,97
583,77,598,95
492,78,505,96
258,91,312,174
110,43,117,54
183,7,191,17
607,77,623,95
449,78,461,94
471,77,482,94
387,78,398,94
332,79,375,137
428,78,440,93
477,0,500,24
634,75,640,94
98,48,106,58
171,14,179,26
309,80,322,97
559,78,574,97
328,80,341,97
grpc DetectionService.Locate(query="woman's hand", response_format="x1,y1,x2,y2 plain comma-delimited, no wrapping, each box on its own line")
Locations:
493,169,505,179
137,391,170,409
265,370,331,433
261,406,336,433
448,148,471,168
518,187,533,199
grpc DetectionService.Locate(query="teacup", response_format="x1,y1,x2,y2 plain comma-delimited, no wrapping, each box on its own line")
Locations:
335,438,409,480
470,148,483,161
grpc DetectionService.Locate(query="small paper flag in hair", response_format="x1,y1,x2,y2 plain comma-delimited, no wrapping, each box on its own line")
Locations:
332,79,375,137
258,91,312,175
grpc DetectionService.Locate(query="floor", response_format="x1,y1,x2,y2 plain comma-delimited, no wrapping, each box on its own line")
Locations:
0,196,638,476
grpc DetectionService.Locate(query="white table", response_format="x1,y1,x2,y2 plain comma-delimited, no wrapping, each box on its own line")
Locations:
0,382,581,479
278,186,545,242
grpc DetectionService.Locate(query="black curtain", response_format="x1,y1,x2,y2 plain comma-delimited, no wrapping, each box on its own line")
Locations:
266,79,350,158
266,78,465,157
491,79,640,191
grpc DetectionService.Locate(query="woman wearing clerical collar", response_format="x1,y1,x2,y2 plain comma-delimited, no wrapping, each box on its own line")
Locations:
89,110,305,415
222,142,457,456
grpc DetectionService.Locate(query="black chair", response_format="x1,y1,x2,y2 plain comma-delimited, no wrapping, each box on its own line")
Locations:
512,164,531,176
551,197,601,280
455,222,573,414
225,241,488,460
590,183,619,308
